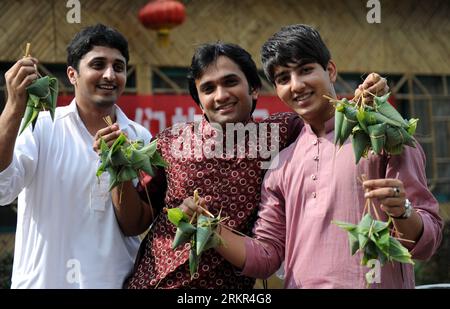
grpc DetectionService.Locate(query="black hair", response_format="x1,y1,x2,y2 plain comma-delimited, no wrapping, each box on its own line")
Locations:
261,24,331,84
187,42,262,114
67,23,129,71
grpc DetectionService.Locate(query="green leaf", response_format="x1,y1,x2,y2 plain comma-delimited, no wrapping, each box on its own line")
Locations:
48,77,58,120
140,139,158,157
374,92,390,104
19,101,39,135
189,244,199,278
374,228,390,256
203,232,223,251
371,218,390,233
172,221,197,249
357,214,374,233
385,125,415,149
368,123,386,154
332,220,357,231
358,233,369,251
340,106,359,145
19,76,59,135
388,237,414,264
348,229,360,255
375,93,409,128
110,133,127,153
365,111,406,128
362,241,378,265
334,109,344,145
196,214,217,255
356,108,369,134
26,76,50,98
117,166,138,182
407,118,419,135
167,208,189,226
351,128,371,164
151,151,169,168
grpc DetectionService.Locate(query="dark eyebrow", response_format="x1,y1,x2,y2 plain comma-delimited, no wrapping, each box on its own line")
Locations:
88,57,107,63
88,57,125,65
222,73,240,80
273,69,289,81
198,73,240,90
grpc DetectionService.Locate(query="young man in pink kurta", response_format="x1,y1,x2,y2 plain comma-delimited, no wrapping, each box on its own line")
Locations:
96,41,389,288
191,25,443,288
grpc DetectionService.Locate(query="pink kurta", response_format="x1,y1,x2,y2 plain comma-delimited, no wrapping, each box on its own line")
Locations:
243,117,443,288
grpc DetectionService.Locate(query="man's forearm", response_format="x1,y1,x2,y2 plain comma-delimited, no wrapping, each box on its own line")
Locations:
215,226,247,269
0,104,23,172
112,181,154,236
393,210,424,249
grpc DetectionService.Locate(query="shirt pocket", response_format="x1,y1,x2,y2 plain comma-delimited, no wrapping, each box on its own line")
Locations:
90,173,111,212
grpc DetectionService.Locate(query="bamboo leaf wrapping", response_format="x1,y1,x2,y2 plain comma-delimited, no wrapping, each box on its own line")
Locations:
167,192,223,277
328,92,418,162
96,135,168,190
333,213,413,285
19,76,59,135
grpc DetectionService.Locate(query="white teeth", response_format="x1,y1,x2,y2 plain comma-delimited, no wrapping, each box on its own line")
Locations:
296,93,312,101
98,85,115,90
217,103,234,110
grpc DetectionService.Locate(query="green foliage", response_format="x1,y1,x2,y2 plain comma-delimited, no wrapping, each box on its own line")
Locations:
19,76,58,135
333,214,413,285
96,136,168,191
332,93,418,163
167,210,223,278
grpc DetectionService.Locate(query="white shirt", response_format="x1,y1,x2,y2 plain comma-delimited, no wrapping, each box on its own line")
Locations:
0,100,152,288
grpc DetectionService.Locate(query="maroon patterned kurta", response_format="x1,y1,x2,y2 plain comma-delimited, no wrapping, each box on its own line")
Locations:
126,112,301,289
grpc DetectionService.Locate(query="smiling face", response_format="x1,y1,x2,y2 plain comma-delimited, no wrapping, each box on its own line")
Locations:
273,60,337,128
67,45,126,110
195,56,258,126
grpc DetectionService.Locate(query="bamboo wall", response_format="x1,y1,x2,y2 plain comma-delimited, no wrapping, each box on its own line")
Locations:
0,0,449,75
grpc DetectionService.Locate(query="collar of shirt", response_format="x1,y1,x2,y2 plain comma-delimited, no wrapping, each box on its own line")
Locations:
304,115,335,137
66,99,132,136
199,114,256,138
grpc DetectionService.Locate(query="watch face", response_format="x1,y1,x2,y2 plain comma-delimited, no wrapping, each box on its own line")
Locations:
403,199,412,218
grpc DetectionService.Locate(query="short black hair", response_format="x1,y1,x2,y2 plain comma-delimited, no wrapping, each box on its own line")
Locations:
66,23,129,71
187,42,262,114
261,24,331,84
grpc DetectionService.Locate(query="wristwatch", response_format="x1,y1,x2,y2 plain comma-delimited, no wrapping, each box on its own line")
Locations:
392,199,413,219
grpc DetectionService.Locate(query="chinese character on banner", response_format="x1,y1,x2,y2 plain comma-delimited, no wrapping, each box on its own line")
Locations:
58,95,291,136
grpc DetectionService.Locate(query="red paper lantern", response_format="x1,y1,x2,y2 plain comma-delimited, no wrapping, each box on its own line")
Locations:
138,0,186,46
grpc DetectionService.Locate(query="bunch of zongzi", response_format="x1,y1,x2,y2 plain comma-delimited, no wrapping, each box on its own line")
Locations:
330,93,418,163
96,133,168,191
333,214,413,284
19,43,58,135
167,191,223,277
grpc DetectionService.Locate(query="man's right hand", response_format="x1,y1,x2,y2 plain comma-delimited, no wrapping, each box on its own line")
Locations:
4,57,39,115
179,196,207,220
92,124,123,153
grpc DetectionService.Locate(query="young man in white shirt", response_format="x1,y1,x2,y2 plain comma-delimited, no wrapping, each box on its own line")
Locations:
0,24,151,288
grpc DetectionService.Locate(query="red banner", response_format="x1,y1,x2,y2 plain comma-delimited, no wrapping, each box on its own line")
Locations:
58,95,291,136
59,94,396,136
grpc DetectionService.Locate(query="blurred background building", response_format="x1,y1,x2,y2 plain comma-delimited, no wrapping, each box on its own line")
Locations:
0,0,449,288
